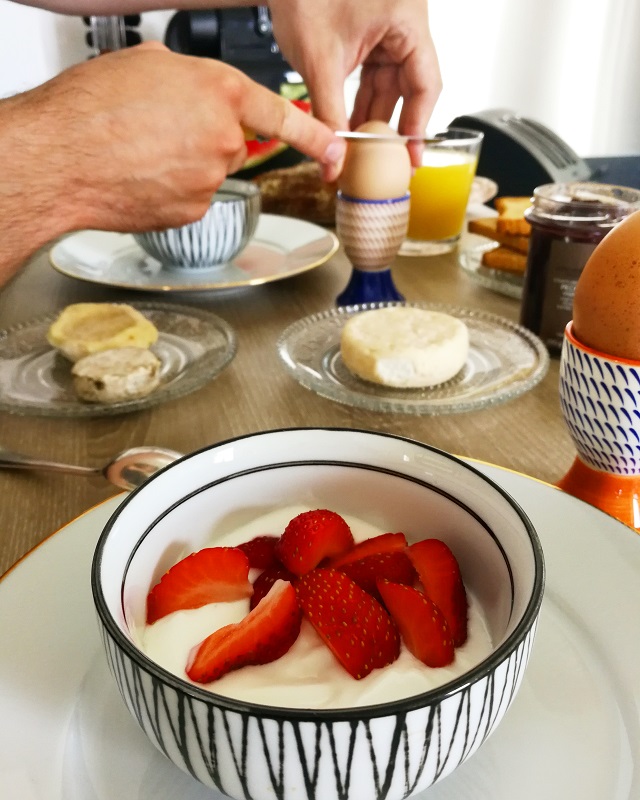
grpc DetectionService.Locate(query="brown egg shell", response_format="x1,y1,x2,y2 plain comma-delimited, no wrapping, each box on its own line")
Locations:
338,121,412,201
572,209,640,360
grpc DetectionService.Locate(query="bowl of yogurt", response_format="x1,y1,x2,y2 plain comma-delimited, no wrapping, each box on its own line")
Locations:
92,427,544,800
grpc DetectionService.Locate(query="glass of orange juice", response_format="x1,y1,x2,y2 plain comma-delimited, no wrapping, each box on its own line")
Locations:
400,128,483,256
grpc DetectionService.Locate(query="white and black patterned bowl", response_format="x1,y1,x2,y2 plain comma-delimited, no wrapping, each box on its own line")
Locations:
559,322,640,474
92,428,544,800
134,179,261,269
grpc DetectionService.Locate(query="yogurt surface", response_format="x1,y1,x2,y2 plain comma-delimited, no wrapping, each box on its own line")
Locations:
136,505,493,709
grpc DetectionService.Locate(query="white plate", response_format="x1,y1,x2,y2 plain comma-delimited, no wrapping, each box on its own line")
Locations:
1,463,638,799
277,303,548,415
49,215,339,292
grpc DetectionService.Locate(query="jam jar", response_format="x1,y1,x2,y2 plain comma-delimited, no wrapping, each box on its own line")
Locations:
519,182,640,354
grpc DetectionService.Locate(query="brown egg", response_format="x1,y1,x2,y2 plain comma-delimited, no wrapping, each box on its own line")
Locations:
338,121,412,201
573,209,640,359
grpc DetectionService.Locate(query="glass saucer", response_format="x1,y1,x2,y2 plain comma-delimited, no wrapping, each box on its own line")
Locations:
398,238,457,257
277,302,549,415
0,302,237,417
459,236,525,299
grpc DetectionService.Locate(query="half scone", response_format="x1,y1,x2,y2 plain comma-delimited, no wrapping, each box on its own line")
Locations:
72,347,161,403
340,307,469,388
47,303,158,362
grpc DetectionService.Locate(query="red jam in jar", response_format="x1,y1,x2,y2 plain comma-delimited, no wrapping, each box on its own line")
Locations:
519,182,640,354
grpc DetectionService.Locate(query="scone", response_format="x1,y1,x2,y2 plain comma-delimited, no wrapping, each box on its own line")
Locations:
47,303,158,362
340,307,469,388
72,347,161,403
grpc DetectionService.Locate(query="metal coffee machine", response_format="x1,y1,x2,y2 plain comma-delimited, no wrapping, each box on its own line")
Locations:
165,6,306,177
165,7,291,94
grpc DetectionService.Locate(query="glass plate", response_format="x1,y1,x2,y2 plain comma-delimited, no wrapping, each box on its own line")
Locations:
459,235,525,299
0,301,236,417
49,215,338,293
277,302,549,415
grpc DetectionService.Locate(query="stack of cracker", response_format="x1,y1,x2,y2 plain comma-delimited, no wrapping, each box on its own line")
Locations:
468,197,532,274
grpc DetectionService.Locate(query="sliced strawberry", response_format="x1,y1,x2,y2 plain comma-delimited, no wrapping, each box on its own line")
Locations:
146,547,252,624
296,568,400,679
250,563,297,610
327,532,407,569
186,580,302,683
377,580,455,667
276,509,354,577
237,535,280,569
407,539,468,647
338,551,417,602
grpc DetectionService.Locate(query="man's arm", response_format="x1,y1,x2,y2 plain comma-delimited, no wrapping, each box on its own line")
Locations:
13,0,253,12
15,0,441,147
0,42,344,288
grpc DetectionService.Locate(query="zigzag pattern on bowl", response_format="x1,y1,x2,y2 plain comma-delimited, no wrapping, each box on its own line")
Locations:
559,336,640,474
100,623,536,800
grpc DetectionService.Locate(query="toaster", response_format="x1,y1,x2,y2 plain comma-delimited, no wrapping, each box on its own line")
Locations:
450,109,592,199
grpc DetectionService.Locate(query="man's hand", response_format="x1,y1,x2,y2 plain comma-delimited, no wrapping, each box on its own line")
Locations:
268,0,442,164
28,42,344,231
0,42,345,285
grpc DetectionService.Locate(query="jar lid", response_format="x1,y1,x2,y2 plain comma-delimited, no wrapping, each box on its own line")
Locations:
525,181,640,229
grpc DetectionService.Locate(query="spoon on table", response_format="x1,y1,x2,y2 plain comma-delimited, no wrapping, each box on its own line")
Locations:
0,446,183,491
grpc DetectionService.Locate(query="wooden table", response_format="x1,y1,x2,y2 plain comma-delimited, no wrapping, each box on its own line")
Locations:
0,232,575,576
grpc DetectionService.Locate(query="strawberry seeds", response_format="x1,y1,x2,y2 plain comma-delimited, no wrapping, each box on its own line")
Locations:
145,509,469,684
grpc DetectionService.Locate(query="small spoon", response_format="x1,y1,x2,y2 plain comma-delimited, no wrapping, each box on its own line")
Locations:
0,446,183,491
335,131,444,144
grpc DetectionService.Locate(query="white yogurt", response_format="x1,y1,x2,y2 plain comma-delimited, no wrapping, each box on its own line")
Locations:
137,506,493,709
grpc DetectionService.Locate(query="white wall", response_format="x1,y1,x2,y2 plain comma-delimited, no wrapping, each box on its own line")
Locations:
1,0,638,156
0,5,173,95
427,0,640,157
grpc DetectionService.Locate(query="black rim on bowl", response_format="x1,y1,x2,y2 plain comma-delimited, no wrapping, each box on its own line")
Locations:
92,427,545,722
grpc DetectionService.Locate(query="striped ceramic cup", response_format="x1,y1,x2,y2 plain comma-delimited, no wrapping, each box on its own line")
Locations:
134,179,261,269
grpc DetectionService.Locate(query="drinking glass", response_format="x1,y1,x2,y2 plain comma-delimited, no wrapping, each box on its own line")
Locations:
400,127,484,256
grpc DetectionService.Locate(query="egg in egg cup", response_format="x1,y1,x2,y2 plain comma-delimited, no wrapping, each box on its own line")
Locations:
335,121,412,306
557,207,640,530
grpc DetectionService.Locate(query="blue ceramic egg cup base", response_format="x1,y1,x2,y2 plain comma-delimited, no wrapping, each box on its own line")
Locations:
336,267,404,306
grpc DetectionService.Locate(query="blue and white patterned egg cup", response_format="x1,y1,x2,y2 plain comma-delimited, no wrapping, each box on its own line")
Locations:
134,179,261,270
335,192,409,305
557,321,640,529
